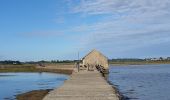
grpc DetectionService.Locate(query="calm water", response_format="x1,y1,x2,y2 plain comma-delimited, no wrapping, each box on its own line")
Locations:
0,72,68,100
109,64,170,100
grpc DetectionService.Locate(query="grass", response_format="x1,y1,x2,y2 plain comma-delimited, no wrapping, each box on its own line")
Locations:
0,64,73,74
1,61,170,73
0,65,38,72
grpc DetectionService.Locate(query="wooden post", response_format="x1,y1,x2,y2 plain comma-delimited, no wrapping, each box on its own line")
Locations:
77,52,80,72
77,62,80,72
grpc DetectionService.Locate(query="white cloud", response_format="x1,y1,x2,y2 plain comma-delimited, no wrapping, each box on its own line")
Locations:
68,0,170,55
72,0,170,15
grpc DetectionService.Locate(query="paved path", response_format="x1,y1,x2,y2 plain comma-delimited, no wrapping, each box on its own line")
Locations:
43,70,119,100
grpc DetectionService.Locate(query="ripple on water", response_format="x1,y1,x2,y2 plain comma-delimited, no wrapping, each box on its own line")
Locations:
0,72,68,100
109,64,170,100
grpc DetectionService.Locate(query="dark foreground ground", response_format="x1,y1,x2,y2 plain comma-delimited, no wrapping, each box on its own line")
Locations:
16,89,52,100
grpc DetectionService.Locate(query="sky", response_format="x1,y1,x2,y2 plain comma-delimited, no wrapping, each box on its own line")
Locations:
0,0,170,61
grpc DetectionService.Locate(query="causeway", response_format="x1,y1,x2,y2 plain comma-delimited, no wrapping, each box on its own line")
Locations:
43,69,119,100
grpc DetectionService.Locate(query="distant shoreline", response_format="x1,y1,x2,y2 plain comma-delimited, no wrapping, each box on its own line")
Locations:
109,61,170,65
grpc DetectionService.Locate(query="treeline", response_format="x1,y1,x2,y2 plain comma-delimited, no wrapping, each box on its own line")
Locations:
1,58,170,65
0,60,77,65
0,60,22,65
109,58,170,65
109,58,146,62
25,60,77,64
1,59,146,65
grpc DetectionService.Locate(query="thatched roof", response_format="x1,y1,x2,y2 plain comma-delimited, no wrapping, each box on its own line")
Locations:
82,49,108,60
81,49,109,69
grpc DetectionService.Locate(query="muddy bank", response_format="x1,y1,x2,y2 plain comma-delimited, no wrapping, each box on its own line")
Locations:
16,89,52,100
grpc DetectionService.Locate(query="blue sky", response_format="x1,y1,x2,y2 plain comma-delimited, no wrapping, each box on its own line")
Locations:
0,0,170,61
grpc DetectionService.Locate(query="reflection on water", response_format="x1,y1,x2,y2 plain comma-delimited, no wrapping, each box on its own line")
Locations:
0,72,68,100
109,64,170,100
0,75,16,77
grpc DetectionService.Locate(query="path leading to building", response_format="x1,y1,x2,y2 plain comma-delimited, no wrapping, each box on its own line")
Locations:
43,70,119,100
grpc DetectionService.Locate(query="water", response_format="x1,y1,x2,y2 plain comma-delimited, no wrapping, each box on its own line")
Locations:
0,72,68,100
109,64,170,100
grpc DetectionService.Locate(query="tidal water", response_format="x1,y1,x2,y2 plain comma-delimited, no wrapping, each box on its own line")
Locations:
0,72,68,100
109,64,170,100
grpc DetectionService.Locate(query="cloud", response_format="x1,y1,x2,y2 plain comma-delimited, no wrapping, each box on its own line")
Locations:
67,0,170,55
72,0,170,15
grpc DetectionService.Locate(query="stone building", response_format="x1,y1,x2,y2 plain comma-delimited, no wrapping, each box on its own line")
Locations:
81,49,109,70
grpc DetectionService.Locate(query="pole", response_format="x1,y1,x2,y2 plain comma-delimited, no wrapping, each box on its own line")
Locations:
77,51,80,72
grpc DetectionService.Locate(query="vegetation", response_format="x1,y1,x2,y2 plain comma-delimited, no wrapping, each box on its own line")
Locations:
0,64,73,74
0,61,73,74
109,58,170,65
0,60,22,65
1,58,170,73
25,60,76,64
0,65,38,72
109,58,145,62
